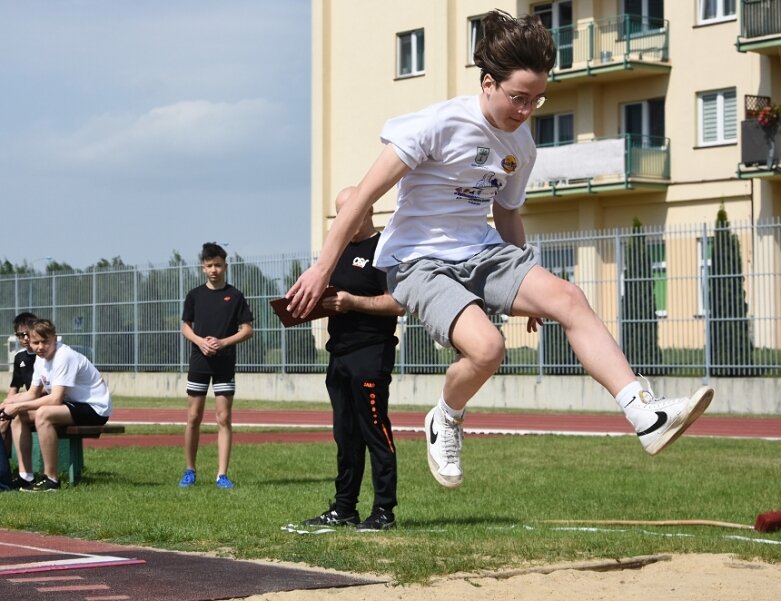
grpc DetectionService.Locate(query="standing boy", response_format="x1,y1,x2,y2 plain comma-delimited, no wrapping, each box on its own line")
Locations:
180,242,253,489
286,11,713,489
304,187,404,531
0,319,112,491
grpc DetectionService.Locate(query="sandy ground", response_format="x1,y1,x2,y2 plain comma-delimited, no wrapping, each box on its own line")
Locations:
240,554,781,601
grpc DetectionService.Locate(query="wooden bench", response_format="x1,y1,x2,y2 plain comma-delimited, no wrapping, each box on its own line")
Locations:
29,424,126,485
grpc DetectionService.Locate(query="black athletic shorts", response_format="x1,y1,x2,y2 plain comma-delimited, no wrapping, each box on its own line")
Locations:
64,401,109,426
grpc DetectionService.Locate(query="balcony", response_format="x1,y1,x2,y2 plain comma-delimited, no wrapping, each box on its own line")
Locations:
548,15,670,88
736,0,781,54
737,119,781,178
526,135,670,200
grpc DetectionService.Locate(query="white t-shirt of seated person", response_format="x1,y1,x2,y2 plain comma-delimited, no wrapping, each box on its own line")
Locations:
31,342,112,417
375,95,536,269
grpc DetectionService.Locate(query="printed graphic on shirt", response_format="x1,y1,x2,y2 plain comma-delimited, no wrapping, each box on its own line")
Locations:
473,146,490,165
501,154,518,174
454,171,501,205
352,257,370,268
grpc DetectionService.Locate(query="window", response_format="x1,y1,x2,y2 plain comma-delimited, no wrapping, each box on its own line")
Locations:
698,88,737,146
467,15,485,65
621,0,664,36
622,98,665,147
698,0,736,24
397,29,424,77
534,1,573,69
534,113,574,146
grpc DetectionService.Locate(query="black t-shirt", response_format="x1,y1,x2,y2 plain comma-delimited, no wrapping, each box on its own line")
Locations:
182,283,254,371
10,350,36,390
326,233,398,356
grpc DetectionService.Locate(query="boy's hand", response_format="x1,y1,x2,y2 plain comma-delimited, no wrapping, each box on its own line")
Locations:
197,336,219,357
286,265,329,318
526,316,544,333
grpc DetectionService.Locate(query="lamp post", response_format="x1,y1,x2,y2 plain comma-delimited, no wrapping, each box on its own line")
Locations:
28,256,53,309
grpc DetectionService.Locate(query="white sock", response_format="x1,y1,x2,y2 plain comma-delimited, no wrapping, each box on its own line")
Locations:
615,380,644,413
19,472,34,482
438,395,465,421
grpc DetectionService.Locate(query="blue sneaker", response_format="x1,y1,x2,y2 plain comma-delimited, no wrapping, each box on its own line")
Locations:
216,474,234,489
179,469,196,487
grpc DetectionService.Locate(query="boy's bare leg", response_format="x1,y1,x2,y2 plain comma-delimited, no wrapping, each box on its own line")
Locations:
215,394,233,477
445,304,507,410
512,265,636,395
35,405,74,480
11,415,34,475
184,394,206,470
512,265,713,455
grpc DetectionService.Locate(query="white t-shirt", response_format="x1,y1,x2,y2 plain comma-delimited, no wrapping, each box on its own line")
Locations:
31,342,112,417
374,95,536,269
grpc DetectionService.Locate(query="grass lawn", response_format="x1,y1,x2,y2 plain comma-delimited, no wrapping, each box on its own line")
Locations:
1,428,779,583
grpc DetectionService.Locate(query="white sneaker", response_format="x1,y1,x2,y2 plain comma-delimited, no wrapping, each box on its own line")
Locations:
627,385,714,455
425,406,464,488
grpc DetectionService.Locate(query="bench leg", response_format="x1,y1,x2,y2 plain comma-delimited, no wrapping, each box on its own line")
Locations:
68,438,84,485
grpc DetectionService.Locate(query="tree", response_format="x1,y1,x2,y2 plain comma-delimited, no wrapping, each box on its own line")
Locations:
282,259,319,372
708,207,754,376
621,218,663,374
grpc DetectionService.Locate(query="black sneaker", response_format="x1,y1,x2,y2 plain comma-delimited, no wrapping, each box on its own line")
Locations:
10,476,34,491
25,477,60,492
303,505,360,527
356,508,396,531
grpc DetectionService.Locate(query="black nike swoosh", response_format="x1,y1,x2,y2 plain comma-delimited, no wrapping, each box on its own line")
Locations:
636,411,668,437
429,415,438,444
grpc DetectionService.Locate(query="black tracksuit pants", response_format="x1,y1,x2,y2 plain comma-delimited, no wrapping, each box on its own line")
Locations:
326,341,397,514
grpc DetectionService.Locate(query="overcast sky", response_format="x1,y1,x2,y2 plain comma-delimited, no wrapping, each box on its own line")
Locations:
0,0,310,269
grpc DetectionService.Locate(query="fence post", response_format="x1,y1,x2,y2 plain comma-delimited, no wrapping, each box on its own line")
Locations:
133,266,139,373
701,223,711,382
615,228,624,349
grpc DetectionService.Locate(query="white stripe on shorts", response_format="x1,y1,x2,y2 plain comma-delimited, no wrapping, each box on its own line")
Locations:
186,380,209,393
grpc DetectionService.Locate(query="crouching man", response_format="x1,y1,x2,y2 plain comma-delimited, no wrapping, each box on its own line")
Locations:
0,319,112,491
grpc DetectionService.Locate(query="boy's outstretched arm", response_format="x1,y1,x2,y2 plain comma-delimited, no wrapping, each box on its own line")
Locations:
286,145,409,318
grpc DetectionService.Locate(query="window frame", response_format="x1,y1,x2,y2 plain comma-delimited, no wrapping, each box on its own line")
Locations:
697,88,737,147
396,28,425,78
534,112,575,147
697,0,737,25
467,14,486,66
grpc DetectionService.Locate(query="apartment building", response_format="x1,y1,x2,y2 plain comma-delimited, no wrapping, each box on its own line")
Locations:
311,0,781,352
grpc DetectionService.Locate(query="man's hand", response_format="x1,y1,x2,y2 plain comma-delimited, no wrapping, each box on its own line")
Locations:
320,291,353,314
285,265,330,318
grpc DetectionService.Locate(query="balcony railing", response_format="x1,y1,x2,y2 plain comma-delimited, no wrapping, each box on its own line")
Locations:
737,0,781,52
549,15,670,82
527,134,670,197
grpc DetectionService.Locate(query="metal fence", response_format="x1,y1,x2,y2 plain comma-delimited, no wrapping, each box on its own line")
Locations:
3,218,780,379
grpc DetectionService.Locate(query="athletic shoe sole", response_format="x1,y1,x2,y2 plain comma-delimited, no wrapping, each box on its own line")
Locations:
642,386,714,456
425,408,463,489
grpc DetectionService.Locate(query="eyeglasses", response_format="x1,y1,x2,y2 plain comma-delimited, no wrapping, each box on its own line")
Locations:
496,82,546,110
15,331,30,339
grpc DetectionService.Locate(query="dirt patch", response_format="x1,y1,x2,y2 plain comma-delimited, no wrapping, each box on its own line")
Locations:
236,554,781,601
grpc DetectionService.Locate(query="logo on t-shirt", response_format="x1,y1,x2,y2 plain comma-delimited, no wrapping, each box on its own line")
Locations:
223,296,231,302
473,146,490,165
501,154,518,174
352,257,370,268
454,172,500,205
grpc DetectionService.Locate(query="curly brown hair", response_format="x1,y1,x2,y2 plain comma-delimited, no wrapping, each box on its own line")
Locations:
473,10,556,85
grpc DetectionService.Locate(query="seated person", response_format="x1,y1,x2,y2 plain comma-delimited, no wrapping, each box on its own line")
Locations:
0,318,112,491
2,312,37,489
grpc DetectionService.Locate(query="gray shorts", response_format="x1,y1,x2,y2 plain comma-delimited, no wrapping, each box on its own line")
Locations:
386,243,539,347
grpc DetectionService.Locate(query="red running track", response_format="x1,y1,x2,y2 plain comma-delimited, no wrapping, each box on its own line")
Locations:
83,407,781,448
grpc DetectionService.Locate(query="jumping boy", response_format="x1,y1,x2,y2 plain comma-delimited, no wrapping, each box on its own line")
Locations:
180,242,253,489
286,10,714,489
0,319,112,491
